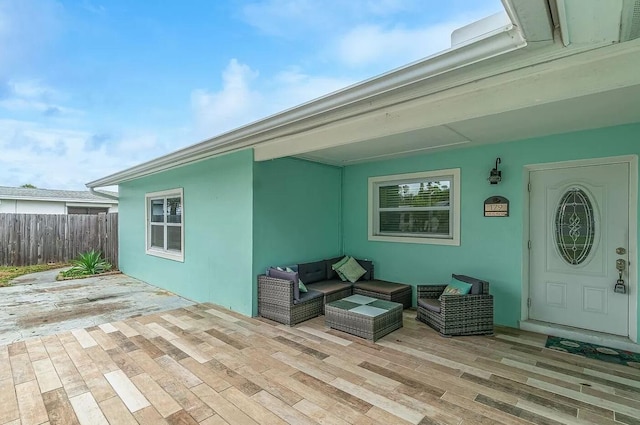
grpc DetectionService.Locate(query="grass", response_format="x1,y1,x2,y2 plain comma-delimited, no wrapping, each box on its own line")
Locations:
0,263,68,287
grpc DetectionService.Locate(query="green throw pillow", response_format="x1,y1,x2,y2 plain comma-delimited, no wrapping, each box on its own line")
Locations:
439,277,472,301
331,256,350,281
337,256,366,283
286,267,307,292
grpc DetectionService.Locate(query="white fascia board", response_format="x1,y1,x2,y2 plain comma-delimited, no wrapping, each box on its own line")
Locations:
1,196,117,204
86,24,526,189
65,203,114,208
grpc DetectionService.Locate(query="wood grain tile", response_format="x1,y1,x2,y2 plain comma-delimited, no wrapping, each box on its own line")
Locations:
104,369,150,412
42,388,80,425
69,392,109,425
4,305,640,425
15,380,48,425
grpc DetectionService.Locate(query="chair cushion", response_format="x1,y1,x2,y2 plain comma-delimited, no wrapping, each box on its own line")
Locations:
293,289,323,305
298,260,327,284
306,280,352,295
418,298,441,313
452,274,487,295
286,267,307,292
336,257,367,283
267,267,300,300
354,279,410,295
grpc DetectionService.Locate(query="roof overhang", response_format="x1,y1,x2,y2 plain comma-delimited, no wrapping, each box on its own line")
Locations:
86,9,528,188
87,0,640,187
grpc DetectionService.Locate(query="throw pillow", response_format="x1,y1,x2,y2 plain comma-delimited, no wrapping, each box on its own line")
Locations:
267,267,301,300
337,256,367,283
286,267,307,292
438,277,472,301
331,256,350,281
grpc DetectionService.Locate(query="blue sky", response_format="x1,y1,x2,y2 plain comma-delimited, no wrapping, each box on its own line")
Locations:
0,0,503,189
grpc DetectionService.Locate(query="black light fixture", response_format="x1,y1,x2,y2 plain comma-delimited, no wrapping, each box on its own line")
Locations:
488,157,502,184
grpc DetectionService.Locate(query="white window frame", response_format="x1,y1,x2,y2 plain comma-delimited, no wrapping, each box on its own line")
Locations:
368,168,460,246
145,188,184,262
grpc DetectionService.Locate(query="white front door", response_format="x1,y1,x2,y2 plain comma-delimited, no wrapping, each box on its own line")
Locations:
529,162,630,336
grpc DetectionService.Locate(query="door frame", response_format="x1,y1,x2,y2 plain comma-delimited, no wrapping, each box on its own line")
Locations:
522,155,638,343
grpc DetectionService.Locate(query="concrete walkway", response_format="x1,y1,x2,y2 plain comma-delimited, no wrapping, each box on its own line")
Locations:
0,269,194,345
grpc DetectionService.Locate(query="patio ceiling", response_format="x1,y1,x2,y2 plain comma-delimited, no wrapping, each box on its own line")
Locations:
255,37,640,165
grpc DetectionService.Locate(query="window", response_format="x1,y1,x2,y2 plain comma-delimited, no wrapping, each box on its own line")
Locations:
368,169,460,245
145,188,184,261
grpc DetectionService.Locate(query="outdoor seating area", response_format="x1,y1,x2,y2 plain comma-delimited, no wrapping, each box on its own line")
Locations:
258,256,494,343
2,302,638,425
257,256,413,327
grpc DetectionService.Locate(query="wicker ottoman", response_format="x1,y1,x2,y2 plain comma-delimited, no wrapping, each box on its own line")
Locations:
353,280,412,309
325,294,403,341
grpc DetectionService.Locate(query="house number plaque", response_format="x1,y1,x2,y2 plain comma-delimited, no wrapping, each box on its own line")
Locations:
484,196,509,217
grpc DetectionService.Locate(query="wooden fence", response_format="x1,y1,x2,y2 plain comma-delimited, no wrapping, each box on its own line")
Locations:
0,213,118,268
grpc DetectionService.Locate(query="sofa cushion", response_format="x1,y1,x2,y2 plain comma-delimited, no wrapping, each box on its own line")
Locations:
298,260,327,284
452,274,486,295
293,289,323,305
325,256,344,280
286,267,307,292
306,280,352,296
337,257,367,283
354,279,411,295
418,298,441,313
267,267,300,300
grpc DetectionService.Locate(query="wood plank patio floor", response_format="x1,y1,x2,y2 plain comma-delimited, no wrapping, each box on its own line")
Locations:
1,303,639,425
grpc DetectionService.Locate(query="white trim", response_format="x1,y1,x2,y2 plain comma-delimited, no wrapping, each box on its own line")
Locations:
523,155,638,344
144,188,184,263
368,168,461,246
0,196,117,204
65,203,113,208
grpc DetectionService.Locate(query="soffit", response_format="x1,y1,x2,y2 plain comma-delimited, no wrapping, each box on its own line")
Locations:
250,39,640,165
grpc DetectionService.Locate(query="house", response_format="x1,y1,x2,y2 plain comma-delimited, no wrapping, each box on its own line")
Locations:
87,0,640,350
0,186,118,215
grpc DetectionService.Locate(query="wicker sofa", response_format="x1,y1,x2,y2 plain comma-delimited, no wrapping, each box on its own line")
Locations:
258,256,412,325
416,274,494,336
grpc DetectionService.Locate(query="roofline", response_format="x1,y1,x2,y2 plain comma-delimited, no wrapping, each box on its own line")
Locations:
87,20,526,188
0,195,118,204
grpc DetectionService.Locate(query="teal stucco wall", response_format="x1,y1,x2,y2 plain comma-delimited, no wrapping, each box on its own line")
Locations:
118,149,255,315
252,157,343,315
342,123,640,333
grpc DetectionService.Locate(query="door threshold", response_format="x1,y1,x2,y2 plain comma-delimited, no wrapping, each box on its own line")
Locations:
520,320,639,353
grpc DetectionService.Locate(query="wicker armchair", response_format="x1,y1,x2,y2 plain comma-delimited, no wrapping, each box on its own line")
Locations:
416,275,494,336
257,275,323,326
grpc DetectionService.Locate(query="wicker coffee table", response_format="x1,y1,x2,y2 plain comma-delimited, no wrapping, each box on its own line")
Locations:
325,294,403,341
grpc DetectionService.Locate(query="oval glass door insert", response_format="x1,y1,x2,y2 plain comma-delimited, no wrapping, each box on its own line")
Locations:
555,187,596,265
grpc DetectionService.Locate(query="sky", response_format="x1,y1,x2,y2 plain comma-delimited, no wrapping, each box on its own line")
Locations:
0,0,503,190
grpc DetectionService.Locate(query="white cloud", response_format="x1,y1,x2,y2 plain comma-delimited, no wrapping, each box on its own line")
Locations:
191,59,262,139
0,119,168,189
336,22,461,68
272,68,354,109
241,0,421,36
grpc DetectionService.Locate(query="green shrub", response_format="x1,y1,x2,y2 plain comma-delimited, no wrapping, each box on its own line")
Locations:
61,250,112,278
